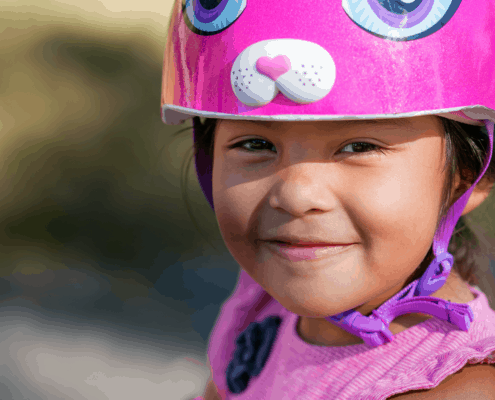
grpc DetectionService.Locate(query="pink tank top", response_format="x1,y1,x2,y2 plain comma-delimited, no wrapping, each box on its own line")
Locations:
194,271,495,400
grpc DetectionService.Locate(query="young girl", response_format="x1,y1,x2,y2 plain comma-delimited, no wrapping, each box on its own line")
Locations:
161,1,495,398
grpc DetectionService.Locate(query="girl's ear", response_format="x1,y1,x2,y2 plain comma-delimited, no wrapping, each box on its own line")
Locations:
460,172,494,216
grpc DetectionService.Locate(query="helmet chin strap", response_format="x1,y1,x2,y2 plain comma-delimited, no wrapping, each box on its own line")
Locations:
325,120,495,347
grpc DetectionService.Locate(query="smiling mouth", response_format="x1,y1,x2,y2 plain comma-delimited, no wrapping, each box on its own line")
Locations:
264,241,354,262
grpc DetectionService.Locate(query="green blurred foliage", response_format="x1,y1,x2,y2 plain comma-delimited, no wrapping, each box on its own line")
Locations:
0,8,225,299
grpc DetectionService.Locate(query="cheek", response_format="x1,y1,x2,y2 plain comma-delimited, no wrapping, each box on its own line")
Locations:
349,160,444,287
212,165,263,253
354,161,443,245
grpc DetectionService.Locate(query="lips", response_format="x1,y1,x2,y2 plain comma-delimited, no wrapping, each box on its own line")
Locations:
264,241,353,262
270,241,349,247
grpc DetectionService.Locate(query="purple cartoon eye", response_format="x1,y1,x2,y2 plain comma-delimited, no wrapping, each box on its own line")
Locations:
182,0,247,36
342,0,463,41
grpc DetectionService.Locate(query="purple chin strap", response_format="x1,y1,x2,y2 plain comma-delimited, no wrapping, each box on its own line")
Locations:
193,119,495,347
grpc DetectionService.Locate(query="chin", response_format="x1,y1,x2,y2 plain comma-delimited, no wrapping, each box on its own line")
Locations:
279,300,351,318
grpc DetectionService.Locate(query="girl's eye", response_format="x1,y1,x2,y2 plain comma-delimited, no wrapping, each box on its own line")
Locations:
339,142,387,156
229,139,387,156
229,139,277,153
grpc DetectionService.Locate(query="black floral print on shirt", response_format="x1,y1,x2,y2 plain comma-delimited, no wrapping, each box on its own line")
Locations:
226,316,282,394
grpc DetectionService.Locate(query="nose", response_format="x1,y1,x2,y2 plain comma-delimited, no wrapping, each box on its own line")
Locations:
256,55,292,81
268,164,335,217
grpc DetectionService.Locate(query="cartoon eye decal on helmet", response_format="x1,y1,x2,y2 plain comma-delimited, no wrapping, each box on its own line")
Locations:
182,0,247,36
342,0,462,41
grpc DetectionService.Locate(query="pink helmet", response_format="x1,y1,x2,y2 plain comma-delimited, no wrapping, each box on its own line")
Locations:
162,0,495,347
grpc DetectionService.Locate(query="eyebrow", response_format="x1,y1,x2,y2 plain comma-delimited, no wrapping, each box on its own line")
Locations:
354,119,412,127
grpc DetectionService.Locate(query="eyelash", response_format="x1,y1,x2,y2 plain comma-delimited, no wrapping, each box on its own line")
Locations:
228,139,388,157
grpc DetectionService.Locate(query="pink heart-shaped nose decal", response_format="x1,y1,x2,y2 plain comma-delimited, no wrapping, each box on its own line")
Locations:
256,55,291,81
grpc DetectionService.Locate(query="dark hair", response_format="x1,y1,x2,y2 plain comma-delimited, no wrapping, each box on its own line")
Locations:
177,116,495,301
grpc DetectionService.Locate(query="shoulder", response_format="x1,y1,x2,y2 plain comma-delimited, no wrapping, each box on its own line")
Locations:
388,363,495,399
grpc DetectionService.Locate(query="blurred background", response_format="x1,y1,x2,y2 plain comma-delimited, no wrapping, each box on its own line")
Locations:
0,1,240,399
1,1,495,399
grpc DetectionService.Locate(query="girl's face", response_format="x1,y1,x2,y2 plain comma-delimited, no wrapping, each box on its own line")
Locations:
212,116,452,318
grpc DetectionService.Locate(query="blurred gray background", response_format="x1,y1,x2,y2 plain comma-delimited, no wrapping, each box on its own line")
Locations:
1,1,495,399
